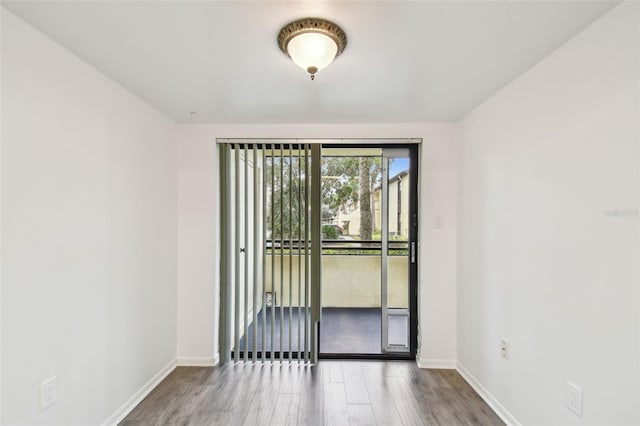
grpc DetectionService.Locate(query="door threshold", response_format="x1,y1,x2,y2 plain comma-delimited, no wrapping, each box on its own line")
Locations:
319,353,415,360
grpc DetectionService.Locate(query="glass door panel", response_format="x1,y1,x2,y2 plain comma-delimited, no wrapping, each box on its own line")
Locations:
318,146,415,357
319,150,383,354
382,152,411,353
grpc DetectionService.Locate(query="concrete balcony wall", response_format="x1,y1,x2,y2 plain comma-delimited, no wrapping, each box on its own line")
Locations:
264,255,408,308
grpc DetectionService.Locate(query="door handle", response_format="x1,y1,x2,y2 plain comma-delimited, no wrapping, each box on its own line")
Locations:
410,242,416,264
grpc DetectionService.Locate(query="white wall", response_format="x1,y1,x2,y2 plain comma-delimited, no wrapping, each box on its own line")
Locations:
176,123,458,367
457,2,639,425
1,11,177,425
176,125,219,365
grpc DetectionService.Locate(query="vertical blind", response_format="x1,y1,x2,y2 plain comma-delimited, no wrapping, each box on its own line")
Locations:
219,144,321,364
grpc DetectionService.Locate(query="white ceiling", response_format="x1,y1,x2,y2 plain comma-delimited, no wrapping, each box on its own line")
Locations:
2,1,618,124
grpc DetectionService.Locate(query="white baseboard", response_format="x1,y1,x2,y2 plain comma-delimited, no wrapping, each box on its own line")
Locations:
101,358,177,426
416,357,457,369
177,354,220,367
456,362,521,426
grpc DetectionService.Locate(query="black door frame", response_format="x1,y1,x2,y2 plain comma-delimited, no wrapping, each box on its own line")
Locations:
318,143,419,360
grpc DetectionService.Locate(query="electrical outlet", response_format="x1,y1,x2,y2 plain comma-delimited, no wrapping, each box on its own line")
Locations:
500,339,509,359
566,380,583,417
40,376,57,411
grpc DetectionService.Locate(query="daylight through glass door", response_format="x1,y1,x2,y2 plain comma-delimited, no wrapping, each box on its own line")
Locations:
319,147,415,356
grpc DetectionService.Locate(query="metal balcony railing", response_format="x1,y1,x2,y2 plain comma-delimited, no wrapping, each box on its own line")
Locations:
264,239,409,255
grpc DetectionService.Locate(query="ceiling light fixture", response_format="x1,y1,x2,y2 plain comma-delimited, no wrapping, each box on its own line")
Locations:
278,18,347,81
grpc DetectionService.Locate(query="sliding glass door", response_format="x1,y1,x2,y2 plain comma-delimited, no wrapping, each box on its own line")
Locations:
382,150,412,353
319,146,417,357
219,141,418,362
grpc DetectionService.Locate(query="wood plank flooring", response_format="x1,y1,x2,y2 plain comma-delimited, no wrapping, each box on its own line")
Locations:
120,361,504,426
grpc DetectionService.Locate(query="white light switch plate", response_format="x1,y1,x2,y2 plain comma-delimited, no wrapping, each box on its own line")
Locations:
566,380,583,417
40,376,57,411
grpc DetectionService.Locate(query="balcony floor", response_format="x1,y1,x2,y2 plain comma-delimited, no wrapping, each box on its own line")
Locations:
239,307,403,355
320,307,382,354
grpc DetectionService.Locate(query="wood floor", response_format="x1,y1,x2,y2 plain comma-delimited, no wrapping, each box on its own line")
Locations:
120,361,504,426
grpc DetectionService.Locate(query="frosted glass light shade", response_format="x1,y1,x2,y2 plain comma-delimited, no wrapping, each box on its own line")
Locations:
287,33,338,74
277,18,347,80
